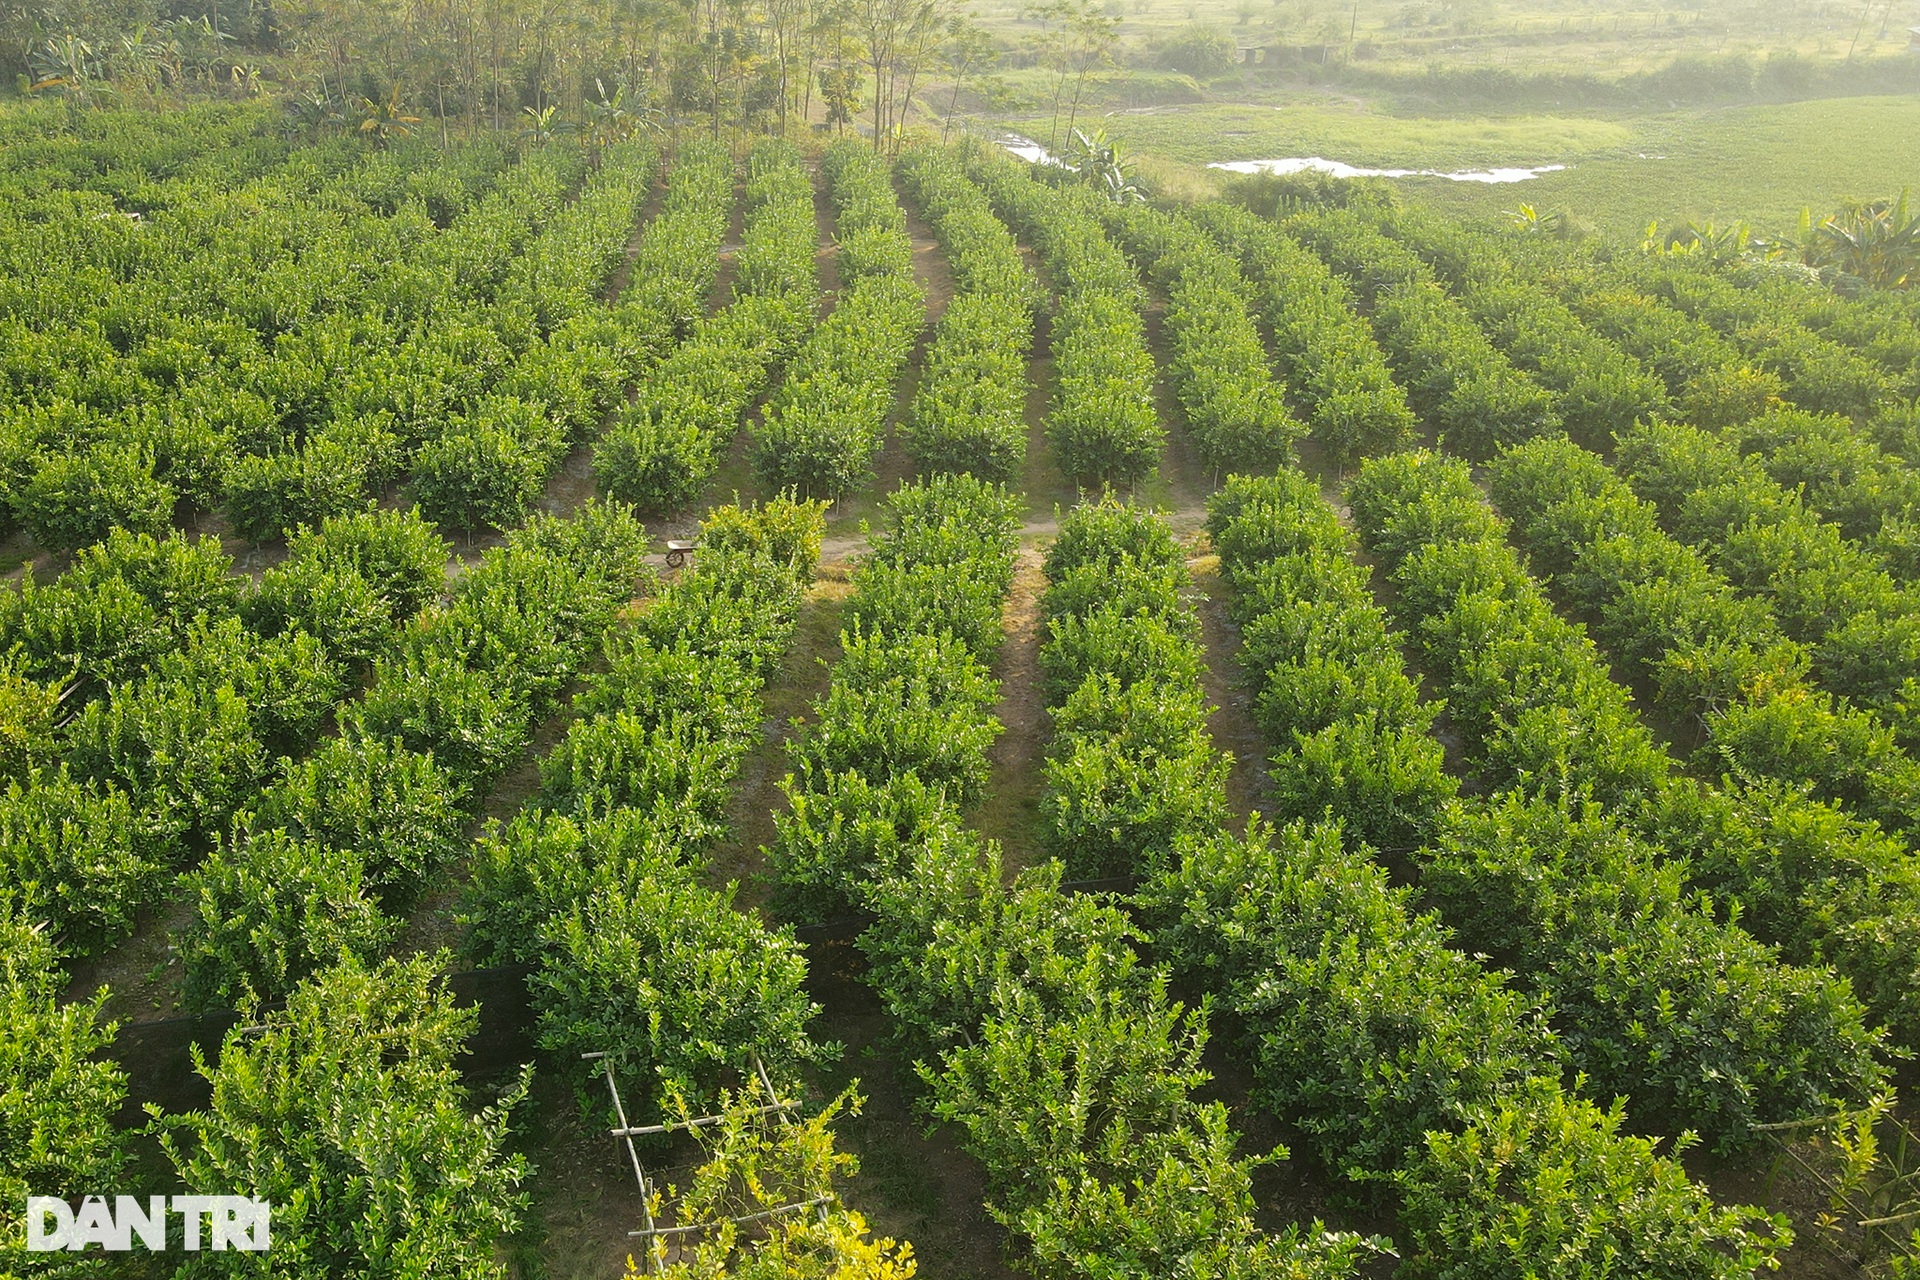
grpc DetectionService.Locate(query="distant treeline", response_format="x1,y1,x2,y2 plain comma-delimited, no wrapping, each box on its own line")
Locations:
1308,50,1920,110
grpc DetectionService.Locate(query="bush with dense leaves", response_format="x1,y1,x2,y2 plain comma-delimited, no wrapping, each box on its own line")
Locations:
0,904,128,1280
897,144,1035,481
752,274,924,501
0,767,155,957
971,153,1162,488
179,823,395,1009
409,396,566,532
1398,1080,1790,1280
14,439,175,550
1034,500,1230,879
532,868,831,1110
154,953,529,1280
250,732,468,899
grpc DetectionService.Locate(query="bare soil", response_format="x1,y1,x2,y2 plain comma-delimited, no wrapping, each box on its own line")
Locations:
705,577,850,906
973,550,1051,876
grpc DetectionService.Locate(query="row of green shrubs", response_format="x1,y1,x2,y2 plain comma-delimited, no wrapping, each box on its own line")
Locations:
1036,498,1228,878
1194,202,1418,468
1616,417,1920,752
1105,203,1304,475
1345,451,1889,1146
1491,434,1920,837
1487,435,1920,1047
1722,405,1920,579
1195,470,1815,1276
0,510,448,957
1618,252,1898,422
1290,206,1559,459
622,138,734,338
1376,207,1671,451
764,481,1374,1279
971,153,1163,488
1791,282,1920,402
0,138,658,547
751,141,924,501
463,496,833,1111
175,502,652,1008
594,139,819,512
896,143,1036,482
1036,489,1796,1277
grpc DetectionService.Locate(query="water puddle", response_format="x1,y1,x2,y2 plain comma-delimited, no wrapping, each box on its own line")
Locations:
998,133,1059,165
1207,156,1569,184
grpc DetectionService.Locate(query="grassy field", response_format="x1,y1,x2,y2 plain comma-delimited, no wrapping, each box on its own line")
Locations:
1019,91,1920,236
1420,93,1920,234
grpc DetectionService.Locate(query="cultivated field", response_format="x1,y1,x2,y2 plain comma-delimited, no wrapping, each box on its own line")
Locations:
5,76,1920,1280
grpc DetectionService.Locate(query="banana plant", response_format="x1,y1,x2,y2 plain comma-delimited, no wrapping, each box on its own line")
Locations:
1810,192,1920,289
26,35,112,107
354,86,422,147
1642,217,1756,265
1065,126,1143,205
519,104,563,148
285,90,344,138
1504,202,1570,237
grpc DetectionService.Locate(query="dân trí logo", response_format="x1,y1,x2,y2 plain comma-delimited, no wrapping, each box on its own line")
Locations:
25,1196,271,1252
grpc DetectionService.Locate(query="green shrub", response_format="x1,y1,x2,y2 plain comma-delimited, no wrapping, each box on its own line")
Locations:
462,809,682,969
0,664,59,783
410,400,563,532
592,405,717,512
539,710,743,840
251,733,468,899
0,904,128,1278
790,630,1002,807
154,954,529,1279
532,873,831,1108
16,440,174,550
285,505,449,620
245,556,394,668
1140,819,1558,1195
179,825,395,1010
344,652,529,786
578,637,760,736
223,416,393,543
155,619,346,756
1428,795,1887,1149
0,769,155,958
768,769,952,919
64,677,267,854
1399,1083,1790,1280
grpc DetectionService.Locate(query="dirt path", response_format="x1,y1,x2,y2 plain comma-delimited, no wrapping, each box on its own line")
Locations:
706,177,747,313
974,550,1050,875
803,953,1024,1280
705,577,850,904
1187,552,1273,826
